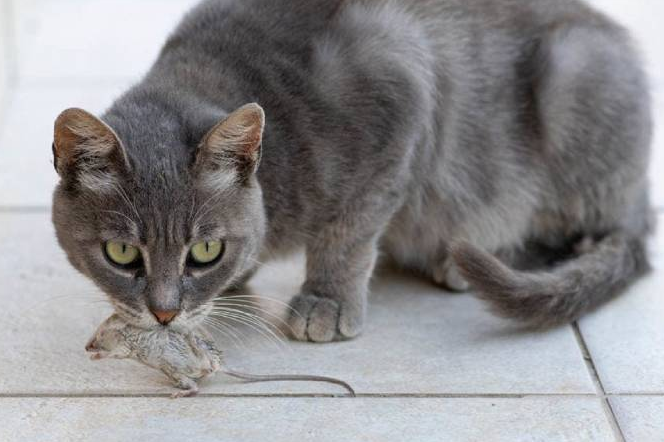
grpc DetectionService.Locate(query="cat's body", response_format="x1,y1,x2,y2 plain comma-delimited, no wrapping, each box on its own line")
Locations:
52,0,652,342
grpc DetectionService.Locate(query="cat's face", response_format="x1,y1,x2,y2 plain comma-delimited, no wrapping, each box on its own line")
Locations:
52,104,267,332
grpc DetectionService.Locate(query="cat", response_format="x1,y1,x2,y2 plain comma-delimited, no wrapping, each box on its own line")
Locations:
52,0,652,342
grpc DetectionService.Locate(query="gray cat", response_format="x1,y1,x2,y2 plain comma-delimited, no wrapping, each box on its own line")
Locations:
52,0,652,342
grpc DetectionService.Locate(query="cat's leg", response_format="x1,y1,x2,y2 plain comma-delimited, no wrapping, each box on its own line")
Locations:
431,258,469,292
383,209,470,292
289,231,378,342
288,221,385,343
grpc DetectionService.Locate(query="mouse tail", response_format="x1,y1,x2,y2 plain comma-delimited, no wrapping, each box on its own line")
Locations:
223,369,355,396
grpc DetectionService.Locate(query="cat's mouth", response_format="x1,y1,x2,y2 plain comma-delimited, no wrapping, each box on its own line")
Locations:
108,300,168,330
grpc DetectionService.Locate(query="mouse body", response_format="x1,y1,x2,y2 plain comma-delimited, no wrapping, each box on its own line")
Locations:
86,314,223,397
85,314,355,397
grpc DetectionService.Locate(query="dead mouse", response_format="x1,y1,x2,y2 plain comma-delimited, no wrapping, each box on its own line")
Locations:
85,314,355,398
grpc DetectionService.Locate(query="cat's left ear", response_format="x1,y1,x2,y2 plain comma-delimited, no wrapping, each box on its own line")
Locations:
53,108,129,190
195,103,264,184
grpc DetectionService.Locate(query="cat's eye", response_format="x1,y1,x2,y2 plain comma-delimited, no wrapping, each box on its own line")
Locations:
104,241,141,267
188,240,224,266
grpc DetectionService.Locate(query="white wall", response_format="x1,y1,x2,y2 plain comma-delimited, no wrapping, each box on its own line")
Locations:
0,2,7,110
0,0,14,120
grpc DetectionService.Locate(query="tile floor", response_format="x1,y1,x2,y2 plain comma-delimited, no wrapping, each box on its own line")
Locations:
0,1,662,441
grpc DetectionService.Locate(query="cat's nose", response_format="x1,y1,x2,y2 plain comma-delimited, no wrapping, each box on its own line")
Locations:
151,309,179,325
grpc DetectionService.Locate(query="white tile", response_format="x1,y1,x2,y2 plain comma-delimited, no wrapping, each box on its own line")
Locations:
579,215,664,394
0,397,616,442
0,212,595,395
13,0,199,81
610,397,664,442
0,83,130,206
237,262,595,395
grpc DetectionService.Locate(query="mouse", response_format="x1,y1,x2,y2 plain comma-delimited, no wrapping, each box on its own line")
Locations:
85,314,355,398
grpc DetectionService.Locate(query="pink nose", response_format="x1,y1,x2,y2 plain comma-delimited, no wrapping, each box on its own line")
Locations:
151,309,179,325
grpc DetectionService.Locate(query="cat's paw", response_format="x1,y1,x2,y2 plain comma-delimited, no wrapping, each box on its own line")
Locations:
432,259,469,292
288,293,363,342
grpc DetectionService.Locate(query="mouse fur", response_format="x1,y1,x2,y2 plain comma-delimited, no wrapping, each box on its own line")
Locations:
86,314,223,397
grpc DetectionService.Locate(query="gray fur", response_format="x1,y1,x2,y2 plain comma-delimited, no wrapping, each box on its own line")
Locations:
53,0,652,341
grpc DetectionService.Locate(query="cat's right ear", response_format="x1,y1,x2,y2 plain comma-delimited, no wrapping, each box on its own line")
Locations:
53,108,129,191
194,103,265,187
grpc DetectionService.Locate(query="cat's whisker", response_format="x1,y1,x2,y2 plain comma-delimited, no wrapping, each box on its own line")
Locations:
110,301,142,319
209,306,286,341
201,317,246,350
191,191,226,226
112,184,142,226
208,304,289,336
209,300,294,333
206,313,283,350
35,293,111,307
208,310,286,349
215,294,302,318
203,315,249,347
101,209,139,231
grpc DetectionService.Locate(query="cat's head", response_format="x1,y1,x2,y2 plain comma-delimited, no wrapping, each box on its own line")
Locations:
52,103,267,332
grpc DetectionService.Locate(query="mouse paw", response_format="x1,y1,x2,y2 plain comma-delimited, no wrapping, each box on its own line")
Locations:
170,376,199,398
170,388,198,399
88,351,109,360
288,293,364,343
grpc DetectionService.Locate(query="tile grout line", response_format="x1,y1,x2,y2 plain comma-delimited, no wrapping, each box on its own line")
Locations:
572,322,626,442
0,392,614,399
0,392,661,399
2,391,663,399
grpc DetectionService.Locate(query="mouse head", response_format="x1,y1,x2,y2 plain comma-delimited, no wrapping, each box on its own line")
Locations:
85,314,129,355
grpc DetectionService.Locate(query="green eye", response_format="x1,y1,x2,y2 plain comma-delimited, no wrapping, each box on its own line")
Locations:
104,241,140,266
189,240,224,265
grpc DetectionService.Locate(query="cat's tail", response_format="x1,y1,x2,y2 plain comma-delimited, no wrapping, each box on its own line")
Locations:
450,232,650,328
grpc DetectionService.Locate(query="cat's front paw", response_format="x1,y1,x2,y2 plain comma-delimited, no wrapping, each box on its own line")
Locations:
288,293,364,342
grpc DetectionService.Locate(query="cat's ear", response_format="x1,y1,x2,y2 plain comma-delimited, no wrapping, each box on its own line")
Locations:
53,108,128,191
195,103,264,185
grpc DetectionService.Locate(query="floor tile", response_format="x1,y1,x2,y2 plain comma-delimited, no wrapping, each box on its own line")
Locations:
0,397,616,442
579,215,664,394
0,212,594,395
12,0,199,81
0,83,130,206
610,397,664,442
